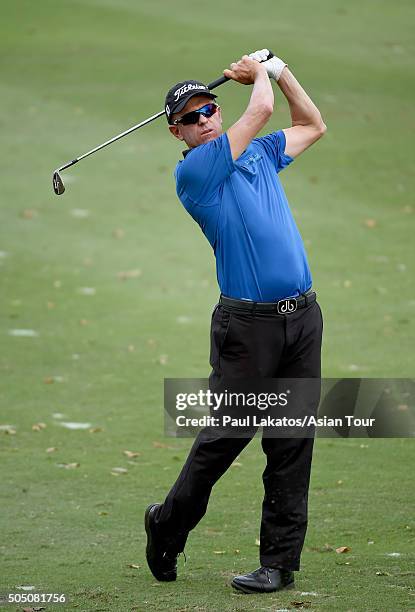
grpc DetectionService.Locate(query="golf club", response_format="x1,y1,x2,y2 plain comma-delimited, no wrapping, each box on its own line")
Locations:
52,51,273,195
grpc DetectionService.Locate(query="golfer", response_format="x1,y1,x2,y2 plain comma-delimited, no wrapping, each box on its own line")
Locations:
145,49,326,594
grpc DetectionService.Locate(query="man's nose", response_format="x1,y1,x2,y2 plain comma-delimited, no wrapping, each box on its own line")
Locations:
198,113,208,125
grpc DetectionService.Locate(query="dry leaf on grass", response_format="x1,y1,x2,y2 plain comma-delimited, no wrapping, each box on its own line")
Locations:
111,467,128,475
60,422,91,430
213,550,226,555
117,269,141,280
123,450,141,458
152,441,177,450
204,527,223,535
336,546,351,554
21,208,37,219
112,228,125,239
9,329,39,337
310,543,334,553
255,538,260,547
291,602,312,609
46,447,58,453
70,208,89,218
56,462,80,469
16,587,35,591
44,375,65,384
364,218,377,228
89,427,103,433
0,425,16,435
78,287,96,296
127,564,140,569
176,315,192,324
32,423,46,432
153,441,168,449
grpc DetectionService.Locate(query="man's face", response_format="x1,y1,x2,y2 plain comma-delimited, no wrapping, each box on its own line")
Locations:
169,95,223,149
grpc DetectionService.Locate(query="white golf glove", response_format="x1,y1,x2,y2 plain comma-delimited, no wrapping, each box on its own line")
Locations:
249,48,287,81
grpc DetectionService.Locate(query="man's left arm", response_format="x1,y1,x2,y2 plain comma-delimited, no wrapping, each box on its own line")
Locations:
278,67,327,158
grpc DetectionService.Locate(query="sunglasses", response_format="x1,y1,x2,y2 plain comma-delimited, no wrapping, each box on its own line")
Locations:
173,103,219,126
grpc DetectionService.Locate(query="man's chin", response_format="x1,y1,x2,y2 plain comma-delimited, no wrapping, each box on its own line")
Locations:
199,130,218,143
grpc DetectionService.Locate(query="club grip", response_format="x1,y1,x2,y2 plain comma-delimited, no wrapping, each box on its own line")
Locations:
208,49,274,91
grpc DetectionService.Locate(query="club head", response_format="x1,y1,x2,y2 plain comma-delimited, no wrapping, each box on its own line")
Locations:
52,170,65,195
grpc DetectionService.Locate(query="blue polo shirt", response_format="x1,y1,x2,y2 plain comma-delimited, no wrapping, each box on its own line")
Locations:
174,130,312,301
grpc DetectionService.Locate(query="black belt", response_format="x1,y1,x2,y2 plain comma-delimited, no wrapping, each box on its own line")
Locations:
219,289,316,315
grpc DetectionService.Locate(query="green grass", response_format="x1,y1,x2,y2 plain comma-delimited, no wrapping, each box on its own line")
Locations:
1,0,414,610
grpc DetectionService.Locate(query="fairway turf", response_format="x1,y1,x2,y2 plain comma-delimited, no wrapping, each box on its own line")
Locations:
1,0,414,610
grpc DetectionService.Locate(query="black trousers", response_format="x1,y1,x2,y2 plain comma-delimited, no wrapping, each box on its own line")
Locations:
155,300,323,571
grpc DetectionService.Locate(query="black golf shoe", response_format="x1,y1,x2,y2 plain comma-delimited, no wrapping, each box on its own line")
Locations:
231,566,295,594
144,503,178,582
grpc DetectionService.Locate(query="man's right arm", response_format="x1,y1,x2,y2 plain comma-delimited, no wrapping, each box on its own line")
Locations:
224,56,274,161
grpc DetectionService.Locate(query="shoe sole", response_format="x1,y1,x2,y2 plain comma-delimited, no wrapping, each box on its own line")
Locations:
144,503,176,582
231,580,295,594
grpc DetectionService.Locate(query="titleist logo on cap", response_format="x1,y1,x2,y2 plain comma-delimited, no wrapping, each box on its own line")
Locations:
174,83,208,102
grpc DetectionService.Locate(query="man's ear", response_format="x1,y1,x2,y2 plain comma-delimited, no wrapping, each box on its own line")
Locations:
218,106,223,124
169,125,184,141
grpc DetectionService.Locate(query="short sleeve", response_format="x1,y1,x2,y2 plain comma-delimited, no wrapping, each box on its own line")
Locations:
252,130,294,173
175,133,236,204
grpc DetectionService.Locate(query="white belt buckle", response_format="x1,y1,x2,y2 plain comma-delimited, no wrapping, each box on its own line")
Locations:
277,298,297,314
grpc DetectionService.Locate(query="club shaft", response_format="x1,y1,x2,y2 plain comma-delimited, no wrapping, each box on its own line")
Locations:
207,75,229,90
56,51,273,174
58,109,165,172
